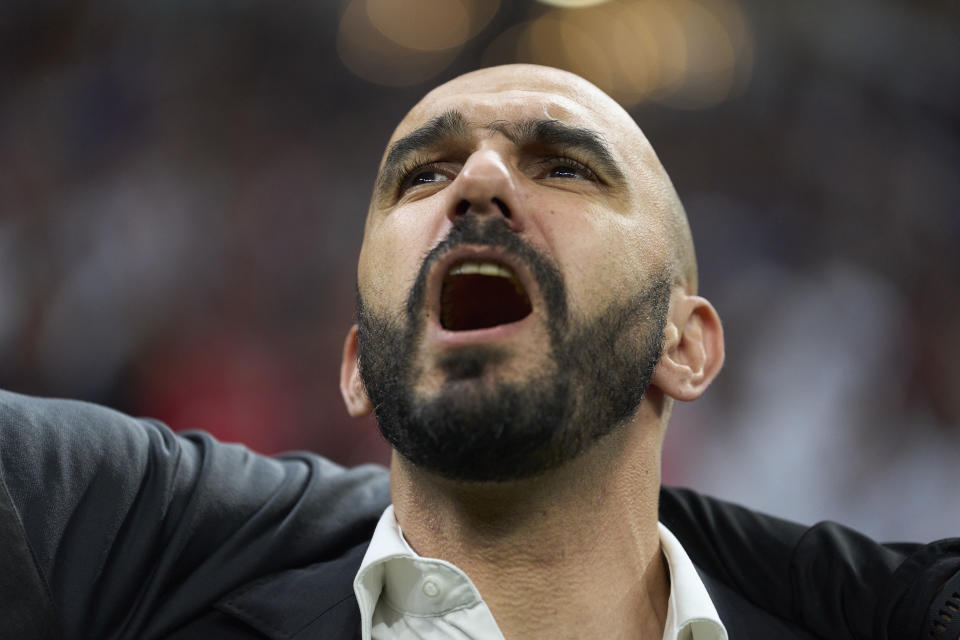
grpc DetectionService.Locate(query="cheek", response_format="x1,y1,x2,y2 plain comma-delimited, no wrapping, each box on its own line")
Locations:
358,202,452,312
618,217,670,279
533,204,666,311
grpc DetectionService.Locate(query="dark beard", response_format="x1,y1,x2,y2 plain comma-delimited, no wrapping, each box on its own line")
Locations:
357,216,670,482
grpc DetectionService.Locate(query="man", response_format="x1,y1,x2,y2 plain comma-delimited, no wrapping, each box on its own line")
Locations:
342,62,725,640
1,65,957,639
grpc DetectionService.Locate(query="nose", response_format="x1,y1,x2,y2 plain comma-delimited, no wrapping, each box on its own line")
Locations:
447,149,524,231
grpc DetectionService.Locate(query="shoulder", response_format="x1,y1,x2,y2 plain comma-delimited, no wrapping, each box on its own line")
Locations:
700,571,821,639
662,486,960,640
0,388,390,523
0,388,390,548
0,389,390,638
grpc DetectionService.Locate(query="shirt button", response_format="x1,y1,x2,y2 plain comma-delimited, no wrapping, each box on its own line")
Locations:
422,580,440,597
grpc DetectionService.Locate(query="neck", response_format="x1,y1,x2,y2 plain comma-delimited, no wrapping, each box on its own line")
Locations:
390,416,669,640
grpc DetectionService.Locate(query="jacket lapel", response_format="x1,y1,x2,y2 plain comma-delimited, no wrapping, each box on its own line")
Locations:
215,541,369,640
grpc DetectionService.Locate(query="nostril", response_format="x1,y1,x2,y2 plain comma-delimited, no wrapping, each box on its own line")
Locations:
455,198,511,218
492,197,511,218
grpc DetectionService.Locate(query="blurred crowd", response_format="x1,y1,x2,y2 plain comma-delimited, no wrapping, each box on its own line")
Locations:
1,0,957,541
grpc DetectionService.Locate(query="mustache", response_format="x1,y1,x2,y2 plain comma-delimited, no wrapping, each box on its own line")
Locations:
405,215,569,335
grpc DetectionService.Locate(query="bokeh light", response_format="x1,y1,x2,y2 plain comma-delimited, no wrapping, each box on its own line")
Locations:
366,0,500,51
482,0,753,109
528,15,613,91
535,0,613,7
659,0,744,108
337,0,460,86
338,0,500,86
366,0,471,52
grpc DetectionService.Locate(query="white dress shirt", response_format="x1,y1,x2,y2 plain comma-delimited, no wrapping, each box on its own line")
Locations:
354,505,727,640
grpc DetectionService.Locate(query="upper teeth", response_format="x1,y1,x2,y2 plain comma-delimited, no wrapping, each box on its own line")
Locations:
449,261,515,279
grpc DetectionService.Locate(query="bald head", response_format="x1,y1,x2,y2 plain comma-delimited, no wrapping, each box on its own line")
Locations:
376,64,699,294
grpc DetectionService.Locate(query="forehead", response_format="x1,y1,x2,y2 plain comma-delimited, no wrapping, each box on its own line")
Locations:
405,91,589,134
391,76,642,156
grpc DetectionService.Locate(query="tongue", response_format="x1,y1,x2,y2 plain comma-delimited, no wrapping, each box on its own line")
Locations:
441,273,533,331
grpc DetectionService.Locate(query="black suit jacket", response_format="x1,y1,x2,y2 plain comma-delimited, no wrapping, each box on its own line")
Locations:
1,390,957,639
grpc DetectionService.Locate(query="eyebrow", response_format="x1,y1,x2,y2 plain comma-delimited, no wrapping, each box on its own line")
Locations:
376,110,470,193
500,118,626,186
375,110,627,194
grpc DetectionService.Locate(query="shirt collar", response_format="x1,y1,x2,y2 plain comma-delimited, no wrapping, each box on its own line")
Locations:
659,522,728,640
355,506,727,640
353,504,406,639
354,505,493,640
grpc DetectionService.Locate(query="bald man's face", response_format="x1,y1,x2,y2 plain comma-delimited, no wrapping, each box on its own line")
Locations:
354,67,675,480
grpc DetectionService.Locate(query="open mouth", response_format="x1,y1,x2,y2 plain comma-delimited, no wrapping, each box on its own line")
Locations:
440,260,533,331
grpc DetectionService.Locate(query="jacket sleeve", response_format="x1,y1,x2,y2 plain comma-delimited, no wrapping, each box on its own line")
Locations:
660,485,960,640
0,389,390,640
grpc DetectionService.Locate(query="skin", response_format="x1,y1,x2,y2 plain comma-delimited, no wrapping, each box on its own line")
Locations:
340,64,725,640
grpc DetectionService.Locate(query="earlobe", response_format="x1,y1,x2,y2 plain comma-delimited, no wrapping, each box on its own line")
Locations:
651,295,724,402
340,324,374,417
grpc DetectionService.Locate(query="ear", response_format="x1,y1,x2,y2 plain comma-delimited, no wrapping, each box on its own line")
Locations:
340,324,374,417
651,294,724,402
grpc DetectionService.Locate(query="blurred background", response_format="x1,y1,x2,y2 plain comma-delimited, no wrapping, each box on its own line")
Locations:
1,0,958,541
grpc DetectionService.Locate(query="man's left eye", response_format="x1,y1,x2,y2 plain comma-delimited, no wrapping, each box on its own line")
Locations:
548,165,585,179
542,158,596,181
411,170,449,185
